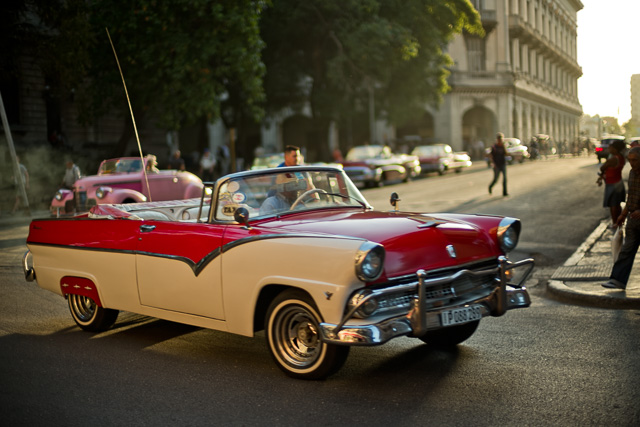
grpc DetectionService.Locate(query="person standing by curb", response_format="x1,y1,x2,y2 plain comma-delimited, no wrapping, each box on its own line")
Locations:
603,146,640,290
488,132,508,196
596,139,626,229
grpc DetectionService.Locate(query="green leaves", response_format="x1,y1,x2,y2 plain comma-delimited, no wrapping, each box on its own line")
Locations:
81,0,266,130
261,0,481,129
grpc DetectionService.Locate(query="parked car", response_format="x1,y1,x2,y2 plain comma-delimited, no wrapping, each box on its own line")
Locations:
25,165,534,380
50,155,204,216
251,153,282,170
411,144,471,175
503,138,529,163
595,135,626,162
451,150,473,170
342,145,421,187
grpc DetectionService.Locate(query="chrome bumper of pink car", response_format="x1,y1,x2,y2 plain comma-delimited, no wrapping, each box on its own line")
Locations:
320,256,534,345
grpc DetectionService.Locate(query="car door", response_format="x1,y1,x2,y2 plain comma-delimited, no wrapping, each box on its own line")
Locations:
145,171,184,201
135,220,225,319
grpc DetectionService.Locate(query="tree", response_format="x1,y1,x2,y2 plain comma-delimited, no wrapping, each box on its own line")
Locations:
601,116,622,136
260,0,482,147
80,0,267,156
622,118,639,138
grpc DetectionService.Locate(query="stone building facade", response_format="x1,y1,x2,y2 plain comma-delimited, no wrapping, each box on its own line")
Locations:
429,0,584,152
631,74,640,123
262,0,584,160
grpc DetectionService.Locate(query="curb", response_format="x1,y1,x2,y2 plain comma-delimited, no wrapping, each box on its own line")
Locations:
547,220,640,309
547,279,640,309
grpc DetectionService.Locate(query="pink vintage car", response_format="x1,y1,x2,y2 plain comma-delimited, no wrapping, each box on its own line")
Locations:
51,155,204,215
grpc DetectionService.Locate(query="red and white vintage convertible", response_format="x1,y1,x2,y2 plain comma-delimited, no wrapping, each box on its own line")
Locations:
24,165,534,379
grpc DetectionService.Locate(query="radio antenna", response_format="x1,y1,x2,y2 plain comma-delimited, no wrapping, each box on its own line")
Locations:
106,27,152,201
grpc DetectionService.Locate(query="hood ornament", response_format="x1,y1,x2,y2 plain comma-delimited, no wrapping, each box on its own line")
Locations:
446,244,457,258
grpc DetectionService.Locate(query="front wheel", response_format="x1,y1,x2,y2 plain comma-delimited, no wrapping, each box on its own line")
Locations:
265,290,349,380
68,294,119,332
419,320,479,347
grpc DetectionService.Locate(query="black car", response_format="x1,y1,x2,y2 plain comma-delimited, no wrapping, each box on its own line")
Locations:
595,135,625,162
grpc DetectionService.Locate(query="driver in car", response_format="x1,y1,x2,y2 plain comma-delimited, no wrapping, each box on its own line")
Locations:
260,172,309,215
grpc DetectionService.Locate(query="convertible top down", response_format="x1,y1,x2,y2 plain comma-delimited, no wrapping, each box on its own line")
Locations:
24,165,534,379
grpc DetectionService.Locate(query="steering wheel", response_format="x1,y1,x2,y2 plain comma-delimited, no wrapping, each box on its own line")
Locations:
290,189,328,210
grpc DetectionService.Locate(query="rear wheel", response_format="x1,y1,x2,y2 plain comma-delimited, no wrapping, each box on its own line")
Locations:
68,294,119,332
419,320,480,347
265,290,349,380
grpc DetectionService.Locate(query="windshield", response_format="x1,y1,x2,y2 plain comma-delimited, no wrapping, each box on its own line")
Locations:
99,158,143,174
213,168,369,221
345,145,389,161
411,145,450,156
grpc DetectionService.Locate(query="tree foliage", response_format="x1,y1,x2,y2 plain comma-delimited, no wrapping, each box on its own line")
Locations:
83,0,266,132
623,118,638,138
260,0,482,130
4,0,267,156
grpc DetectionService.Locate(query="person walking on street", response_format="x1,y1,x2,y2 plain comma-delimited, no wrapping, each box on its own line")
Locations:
603,146,640,290
488,132,508,196
596,139,626,228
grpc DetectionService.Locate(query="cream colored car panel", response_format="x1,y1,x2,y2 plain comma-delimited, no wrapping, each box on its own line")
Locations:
221,236,366,336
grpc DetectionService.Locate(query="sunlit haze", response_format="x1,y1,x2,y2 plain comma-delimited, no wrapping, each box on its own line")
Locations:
578,0,640,124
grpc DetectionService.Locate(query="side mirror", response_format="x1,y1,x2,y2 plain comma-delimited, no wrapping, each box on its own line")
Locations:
233,207,251,229
390,192,401,211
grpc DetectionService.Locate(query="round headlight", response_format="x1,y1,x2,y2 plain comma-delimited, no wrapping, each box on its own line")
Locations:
54,190,63,201
96,187,109,199
497,218,520,252
355,242,385,282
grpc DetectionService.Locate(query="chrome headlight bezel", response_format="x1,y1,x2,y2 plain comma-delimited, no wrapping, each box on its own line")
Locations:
497,217,521,253
355,241,385,282
54,190,64,201
95,187,110,199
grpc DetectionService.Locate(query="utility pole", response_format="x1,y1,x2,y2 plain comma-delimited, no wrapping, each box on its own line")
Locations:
0,91,30,215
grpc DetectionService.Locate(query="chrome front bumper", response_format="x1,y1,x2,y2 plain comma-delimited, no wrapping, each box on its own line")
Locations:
319,256,534,345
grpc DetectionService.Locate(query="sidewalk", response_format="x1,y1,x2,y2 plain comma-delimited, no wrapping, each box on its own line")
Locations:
548,220,640,309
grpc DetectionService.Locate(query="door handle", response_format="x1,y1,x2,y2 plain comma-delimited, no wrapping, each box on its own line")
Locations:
140,224,156,233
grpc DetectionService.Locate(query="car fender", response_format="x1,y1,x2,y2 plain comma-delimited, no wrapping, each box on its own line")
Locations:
220,236,368,337
183,183,204,199
50,189,73,210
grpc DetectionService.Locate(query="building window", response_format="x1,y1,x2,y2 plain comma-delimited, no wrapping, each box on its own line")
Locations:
465,36,486,73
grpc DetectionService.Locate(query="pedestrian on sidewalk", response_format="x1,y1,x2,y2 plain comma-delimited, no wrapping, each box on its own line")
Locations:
603,146,640,290
488,132,508,196
596,139,626,228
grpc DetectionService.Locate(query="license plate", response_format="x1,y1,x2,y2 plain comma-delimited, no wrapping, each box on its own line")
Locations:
441,305,482,326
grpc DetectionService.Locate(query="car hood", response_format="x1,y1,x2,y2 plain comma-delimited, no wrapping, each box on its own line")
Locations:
255,210,502,279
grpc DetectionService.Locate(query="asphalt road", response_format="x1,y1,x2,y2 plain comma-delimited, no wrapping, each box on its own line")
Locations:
1,156,639,426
